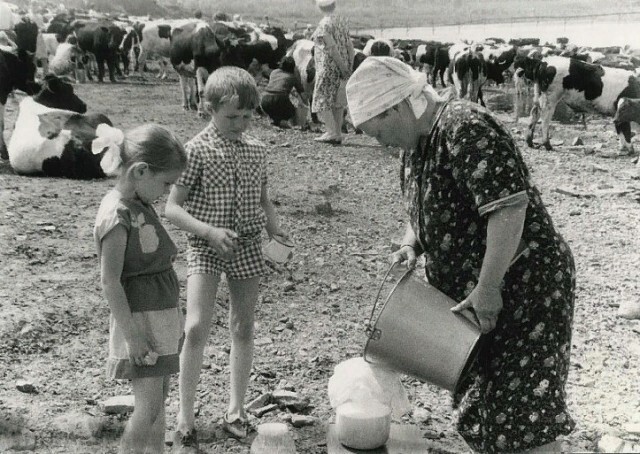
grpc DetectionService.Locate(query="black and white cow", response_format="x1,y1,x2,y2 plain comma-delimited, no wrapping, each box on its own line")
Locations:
448,45,487,104
0,47,40,160
514,55,640,151
47,16,126,83
136,19,194,79
8,75,117,179
415,42,450,87
362,38,394,57
481,44,518,86
170,21,239,116
75,21,126,83
118,22,141,76
614,97,640,157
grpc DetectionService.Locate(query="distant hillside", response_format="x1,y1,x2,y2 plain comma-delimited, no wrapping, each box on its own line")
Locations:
15,0,640,29
156,0,640,30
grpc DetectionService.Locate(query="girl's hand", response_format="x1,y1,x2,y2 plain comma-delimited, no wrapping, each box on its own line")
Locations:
206,227,238,261
451,283,503,333
390,245,417,269
126,332,155,367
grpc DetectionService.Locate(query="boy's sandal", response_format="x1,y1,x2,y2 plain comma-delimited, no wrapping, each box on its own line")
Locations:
222,413,250,439
173,428,198,453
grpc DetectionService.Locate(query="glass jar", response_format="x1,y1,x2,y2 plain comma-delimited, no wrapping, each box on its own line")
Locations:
250,422,297,454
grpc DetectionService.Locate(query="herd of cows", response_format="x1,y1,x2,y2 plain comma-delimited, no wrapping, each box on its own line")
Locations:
1,6,640,180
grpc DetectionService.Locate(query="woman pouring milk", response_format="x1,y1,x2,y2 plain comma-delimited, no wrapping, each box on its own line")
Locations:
346,57,576,453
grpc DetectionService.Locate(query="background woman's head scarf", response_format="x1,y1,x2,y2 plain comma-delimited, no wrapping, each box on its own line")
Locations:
346,56,440,127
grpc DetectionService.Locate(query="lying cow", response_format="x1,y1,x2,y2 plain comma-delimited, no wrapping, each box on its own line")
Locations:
0,47,40,159
514,55,640,151
8,75,118,179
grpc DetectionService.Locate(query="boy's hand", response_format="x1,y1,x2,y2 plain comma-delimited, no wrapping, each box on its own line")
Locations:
206,227,239,261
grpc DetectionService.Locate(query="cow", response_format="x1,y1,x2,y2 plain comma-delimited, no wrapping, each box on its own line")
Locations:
448,46,487,104
514,55,640,152
46,15,125,83
0,45,40,160
136,19,195,79
118,23,141,76
170,21,238,116
362,38,394,57
75,21,126,83
287,39,365,127
13,19,39,55
49,42,84,80
481,44,517,86
8,74,117,179
415,42,450,87
286,38,314,103
42,32,61,60
614,97,640,158
212,22,291,78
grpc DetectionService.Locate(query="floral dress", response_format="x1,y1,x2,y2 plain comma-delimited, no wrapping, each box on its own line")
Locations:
311,14,352,113
402,100,576,453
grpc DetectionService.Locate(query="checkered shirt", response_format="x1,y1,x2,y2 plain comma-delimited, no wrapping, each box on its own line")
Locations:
177,123,268,249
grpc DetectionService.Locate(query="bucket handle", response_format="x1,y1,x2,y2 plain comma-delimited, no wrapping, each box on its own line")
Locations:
365,263,482,339
366,262,406,340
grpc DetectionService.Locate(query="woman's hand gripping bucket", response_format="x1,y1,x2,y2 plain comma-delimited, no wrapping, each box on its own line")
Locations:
364,263,484,392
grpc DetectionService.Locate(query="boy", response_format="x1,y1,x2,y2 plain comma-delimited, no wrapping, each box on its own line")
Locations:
165,66,288,451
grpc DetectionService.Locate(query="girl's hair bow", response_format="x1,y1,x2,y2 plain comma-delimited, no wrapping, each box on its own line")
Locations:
91,123,125,176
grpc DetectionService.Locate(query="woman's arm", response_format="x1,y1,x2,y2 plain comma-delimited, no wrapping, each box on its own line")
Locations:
478,201,527,289
391,222,423,269
451,200,527,332
165,185,238,259
100,225,151,366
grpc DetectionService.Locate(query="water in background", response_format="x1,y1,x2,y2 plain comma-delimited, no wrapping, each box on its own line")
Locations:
358,17,639,47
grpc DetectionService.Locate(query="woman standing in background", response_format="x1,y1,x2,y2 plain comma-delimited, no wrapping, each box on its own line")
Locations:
311,0,354,144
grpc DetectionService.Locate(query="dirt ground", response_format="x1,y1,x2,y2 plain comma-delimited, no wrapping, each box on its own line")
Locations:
0,74,639,454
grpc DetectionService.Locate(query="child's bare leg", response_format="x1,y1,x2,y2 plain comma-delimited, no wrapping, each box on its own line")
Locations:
120,376,165,454
177,273,220,432
145,375,170,453
226,276,260,420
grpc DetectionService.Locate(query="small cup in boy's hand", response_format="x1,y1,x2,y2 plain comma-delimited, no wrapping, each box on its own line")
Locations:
264,233,294,265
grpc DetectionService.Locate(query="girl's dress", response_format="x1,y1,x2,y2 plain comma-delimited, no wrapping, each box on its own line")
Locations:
94,190,184,379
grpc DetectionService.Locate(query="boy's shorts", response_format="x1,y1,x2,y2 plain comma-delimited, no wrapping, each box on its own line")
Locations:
187,241,269,280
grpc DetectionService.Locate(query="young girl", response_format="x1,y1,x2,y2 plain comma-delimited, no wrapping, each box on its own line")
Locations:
94,124,187,454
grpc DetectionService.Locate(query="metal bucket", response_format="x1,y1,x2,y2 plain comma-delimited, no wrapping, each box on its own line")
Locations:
364,264,483,393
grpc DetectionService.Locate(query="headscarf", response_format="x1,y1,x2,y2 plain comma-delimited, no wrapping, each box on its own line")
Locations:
346,56,440,127
316,0,336,7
